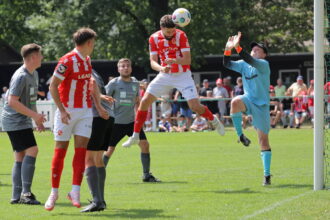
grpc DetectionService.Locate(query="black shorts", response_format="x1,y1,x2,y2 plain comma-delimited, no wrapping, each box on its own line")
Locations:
109,122,147,147
87,117,114,151
7,128,37,152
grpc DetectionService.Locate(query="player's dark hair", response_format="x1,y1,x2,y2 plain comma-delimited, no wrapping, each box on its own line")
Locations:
20,43,42,58
73,27,97,46
160,15,176,28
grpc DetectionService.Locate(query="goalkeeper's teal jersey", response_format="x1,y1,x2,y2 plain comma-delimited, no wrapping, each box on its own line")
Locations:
224,50,270,106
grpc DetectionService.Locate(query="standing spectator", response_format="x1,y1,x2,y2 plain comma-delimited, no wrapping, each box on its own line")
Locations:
139,79,152,131
223,76,233,122
37,78,47,100
199,79,212,104
280,91,294,128
274,78,286,98
293,91,308,129
175,90,193,128
324,81,330,114
307,79,314,125
159,91,172,119
231,77,244,97
171,88,180,118
45,28,100,211
1,86,8,101
213,78,229,121
205,90,220,119
287,75,307,98
269,86,281,128
190,115,209,132
1,43,45,205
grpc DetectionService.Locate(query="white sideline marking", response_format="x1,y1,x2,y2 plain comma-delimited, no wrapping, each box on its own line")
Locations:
240,191,313,220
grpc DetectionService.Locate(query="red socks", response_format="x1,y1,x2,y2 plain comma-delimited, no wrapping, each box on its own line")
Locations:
201,105,214,121
134,110,148,133
51,148,67,188
72,148,86,186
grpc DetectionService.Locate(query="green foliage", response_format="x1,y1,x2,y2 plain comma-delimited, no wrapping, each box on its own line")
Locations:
0,0,313,71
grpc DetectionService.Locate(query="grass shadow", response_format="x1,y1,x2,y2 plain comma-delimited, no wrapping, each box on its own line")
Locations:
126,181,188,185
0,182,11,187
52,208,176,218
272,184,313,189
213,188,261,194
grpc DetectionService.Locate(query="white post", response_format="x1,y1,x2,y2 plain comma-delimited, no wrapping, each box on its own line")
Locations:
152,102,157,131
314,0,325,190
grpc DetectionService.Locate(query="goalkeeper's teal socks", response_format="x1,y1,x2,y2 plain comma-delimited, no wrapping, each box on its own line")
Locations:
231,112,243,137
261,150,272,176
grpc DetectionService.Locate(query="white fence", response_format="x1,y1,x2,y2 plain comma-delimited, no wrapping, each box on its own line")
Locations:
0,100,57,130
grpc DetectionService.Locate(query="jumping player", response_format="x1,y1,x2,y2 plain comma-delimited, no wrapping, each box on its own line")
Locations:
1,43,45,205
45,27,104,211
122,15,225,147
223,32,272,185
103,58,160,182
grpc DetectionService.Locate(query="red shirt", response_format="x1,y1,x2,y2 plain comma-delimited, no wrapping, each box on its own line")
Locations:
293,97,308,112
324,82,330,103
149,29,190,73
53,48,92,108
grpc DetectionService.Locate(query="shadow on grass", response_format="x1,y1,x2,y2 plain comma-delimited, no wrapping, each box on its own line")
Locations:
272,184,313,189
213,188,260,194
0,182,11,187
0,173,11,176
52,208,176,218
126,181,188,185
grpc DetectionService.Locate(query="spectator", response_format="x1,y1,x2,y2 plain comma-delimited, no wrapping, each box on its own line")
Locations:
280,91,294,128
190,115,209,132
174,90,193,128
275,78,286,98
139,80,152,132
158,116,172,132
223,76,233,122
171,88,180,118
287,75,307,98
1,86,8,101
231,77,244,97
213,78,229,121
293,91,308,129
307,79,314,125
205,90,220,119
269,86,281,128
199,79,212,100
172,115,188,132
324,81,330,114
159,91,172,120
37,78,47,100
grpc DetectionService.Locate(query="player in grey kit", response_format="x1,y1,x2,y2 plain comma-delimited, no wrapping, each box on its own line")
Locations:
82,69,114,212
103,58,160,182
1,43,46,204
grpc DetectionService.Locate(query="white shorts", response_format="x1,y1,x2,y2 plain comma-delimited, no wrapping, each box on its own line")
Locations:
146,71,198,100
53,108,93,141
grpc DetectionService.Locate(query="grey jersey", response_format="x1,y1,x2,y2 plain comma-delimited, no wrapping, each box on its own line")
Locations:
1,66,38,131
105,77,139,124
91,70,114,117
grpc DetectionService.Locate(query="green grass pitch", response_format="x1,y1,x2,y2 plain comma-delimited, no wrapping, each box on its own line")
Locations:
0,128,329,219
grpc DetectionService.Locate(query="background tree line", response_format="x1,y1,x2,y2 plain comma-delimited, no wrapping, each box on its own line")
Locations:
0,0,313,72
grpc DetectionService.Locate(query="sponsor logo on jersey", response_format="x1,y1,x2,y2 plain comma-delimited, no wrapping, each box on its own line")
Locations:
57,130,63,136
78,73,91,79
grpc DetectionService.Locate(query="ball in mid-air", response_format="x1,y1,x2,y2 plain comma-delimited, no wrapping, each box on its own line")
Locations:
172,8,191,27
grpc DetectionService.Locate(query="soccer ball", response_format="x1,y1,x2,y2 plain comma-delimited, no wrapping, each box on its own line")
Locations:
172,8,191,27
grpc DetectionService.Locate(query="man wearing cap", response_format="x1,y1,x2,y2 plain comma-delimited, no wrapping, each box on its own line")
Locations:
223,32,272,186
287,76,307,98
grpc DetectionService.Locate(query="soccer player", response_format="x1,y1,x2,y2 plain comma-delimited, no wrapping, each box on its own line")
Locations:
1,43,45,204
82,69,114,212
45,27,102,211
103,58,160,182
122,15,224,147
223,32,272,185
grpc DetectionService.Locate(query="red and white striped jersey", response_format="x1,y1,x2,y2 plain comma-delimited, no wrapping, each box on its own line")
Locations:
53,48,92,108
149,29,190,73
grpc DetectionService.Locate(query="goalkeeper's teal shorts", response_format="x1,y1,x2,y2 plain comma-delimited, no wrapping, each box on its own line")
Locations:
240,95,270,135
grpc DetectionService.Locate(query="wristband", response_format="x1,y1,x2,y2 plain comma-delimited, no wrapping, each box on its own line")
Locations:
235,46,242,53
224,50,232,56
